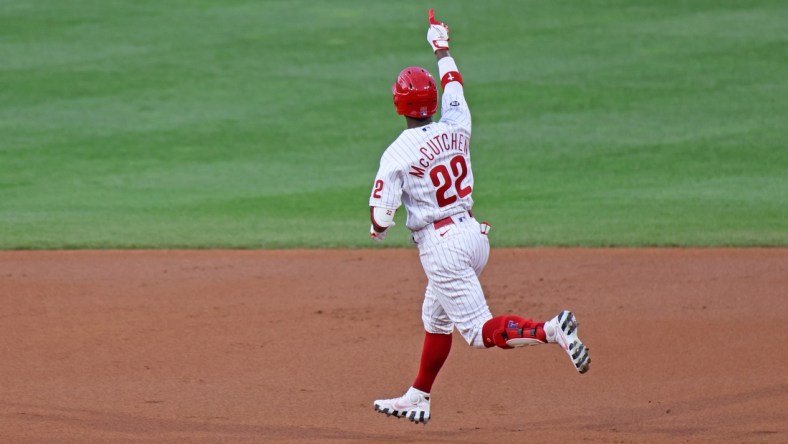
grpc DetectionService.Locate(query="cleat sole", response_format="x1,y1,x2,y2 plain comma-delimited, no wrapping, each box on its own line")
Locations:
374,402,430,424
554,310,591,374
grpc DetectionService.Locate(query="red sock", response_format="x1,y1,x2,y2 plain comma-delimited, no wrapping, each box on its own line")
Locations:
412,332,452,393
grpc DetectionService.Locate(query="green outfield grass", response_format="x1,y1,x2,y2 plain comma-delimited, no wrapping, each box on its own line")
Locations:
1,0,786,248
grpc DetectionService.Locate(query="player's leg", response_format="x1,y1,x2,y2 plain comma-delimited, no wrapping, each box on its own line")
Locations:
481,311,590,373
423,226,493,348
373,239,481,424
431,265,494,347
429,223,586,368
414,283,453,393
481,315,547,348
413,331,452,393
373,285,450,425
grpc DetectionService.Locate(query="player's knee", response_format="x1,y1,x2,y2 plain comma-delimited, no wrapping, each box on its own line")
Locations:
422,318,453,336
482,315,547,349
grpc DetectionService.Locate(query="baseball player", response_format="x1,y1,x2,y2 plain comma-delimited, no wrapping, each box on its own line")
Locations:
368,10,591,425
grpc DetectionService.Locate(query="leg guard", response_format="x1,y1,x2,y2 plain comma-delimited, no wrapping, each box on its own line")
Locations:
482,315,547,349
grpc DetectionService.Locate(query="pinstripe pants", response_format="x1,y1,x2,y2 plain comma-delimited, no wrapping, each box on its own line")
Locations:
412,212,493,348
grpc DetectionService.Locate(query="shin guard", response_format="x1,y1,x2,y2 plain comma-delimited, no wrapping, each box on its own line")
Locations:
482,315,547,349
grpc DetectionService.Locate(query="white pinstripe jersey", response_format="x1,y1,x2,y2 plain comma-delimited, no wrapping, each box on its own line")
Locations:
369,80,473,231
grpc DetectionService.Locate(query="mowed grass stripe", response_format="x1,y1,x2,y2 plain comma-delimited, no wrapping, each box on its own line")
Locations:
1,0,786,248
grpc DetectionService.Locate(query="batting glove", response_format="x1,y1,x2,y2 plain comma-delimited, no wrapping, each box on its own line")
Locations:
427,9,450,53
370,222,395,242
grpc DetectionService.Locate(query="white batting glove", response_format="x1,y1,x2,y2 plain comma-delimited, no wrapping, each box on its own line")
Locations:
427,9,450,53
370,222,395,242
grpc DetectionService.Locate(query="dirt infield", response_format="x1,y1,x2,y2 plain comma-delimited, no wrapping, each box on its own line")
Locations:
1,249,786,443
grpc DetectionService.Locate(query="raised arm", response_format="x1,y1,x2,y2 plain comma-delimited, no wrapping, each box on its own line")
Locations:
427,9,469,125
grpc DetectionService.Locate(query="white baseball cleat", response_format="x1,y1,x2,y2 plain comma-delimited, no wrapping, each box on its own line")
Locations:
373,386,431,424
545,310,591,374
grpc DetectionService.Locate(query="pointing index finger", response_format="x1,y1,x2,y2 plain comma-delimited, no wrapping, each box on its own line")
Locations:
428,8,439,25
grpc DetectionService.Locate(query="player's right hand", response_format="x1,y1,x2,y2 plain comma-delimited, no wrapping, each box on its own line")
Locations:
427,9,449,53
370,222,395,242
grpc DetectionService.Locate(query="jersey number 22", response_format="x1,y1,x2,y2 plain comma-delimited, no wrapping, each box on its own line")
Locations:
430,155,472,207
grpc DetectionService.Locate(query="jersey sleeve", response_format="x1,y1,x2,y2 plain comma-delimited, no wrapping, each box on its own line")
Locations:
437,57,471,129
368,152,403,210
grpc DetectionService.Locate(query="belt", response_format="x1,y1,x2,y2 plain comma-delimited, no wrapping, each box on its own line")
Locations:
432,210,473,230
433,216,454,230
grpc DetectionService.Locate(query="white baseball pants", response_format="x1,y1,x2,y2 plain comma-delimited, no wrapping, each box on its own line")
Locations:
411,212,493,348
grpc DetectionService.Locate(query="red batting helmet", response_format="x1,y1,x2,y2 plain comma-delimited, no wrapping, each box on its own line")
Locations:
392,67,438,118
